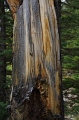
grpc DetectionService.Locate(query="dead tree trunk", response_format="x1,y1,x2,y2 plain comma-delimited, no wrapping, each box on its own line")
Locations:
7,0,63,119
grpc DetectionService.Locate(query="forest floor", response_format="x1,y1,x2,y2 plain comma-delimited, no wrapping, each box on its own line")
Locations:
63,78,79,120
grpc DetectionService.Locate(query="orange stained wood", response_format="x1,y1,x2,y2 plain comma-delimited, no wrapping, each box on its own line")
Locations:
35,59,39,77
43,16,51,57
46,85,55,112
35,60,46,78
41,67,45,77
49,0,54,6
6,0,19,19
55,71,61,114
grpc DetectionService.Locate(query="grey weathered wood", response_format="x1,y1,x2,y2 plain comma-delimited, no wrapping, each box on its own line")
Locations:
7,0,63,119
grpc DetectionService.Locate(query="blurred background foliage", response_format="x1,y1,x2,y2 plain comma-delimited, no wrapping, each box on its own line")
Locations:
61,0,79,119
0,0,79,120
0,0,13,119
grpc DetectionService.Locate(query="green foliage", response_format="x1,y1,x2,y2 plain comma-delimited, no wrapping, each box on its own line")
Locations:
5,76,12,88
61,0,79,119
0,0,13,102
5,10,13,64
0,102,8,120
61,0,79,78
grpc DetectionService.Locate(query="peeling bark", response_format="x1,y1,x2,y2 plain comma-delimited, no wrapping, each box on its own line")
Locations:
7,0,63,119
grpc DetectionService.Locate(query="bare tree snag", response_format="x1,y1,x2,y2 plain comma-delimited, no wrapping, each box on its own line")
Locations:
7,0,63,119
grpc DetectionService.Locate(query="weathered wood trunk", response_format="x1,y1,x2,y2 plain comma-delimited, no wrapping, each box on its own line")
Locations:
7,0,63,119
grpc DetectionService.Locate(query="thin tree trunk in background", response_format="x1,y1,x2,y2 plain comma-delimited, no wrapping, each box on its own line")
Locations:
0,0,6,102
7,0,63,119
54,0,64,118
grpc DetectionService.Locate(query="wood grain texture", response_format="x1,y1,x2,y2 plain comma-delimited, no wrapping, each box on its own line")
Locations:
6,0,20,19
7,0,63,119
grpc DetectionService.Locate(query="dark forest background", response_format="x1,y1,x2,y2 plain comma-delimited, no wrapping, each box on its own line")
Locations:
0,0,79,120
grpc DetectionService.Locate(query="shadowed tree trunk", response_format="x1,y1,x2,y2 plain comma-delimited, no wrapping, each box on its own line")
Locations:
7,0,63,119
